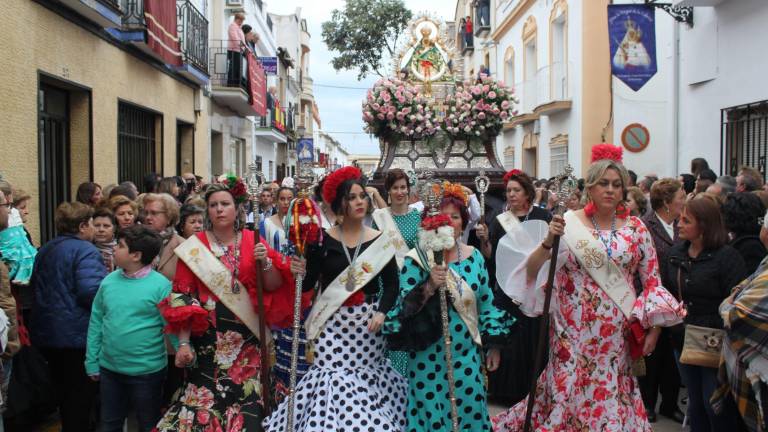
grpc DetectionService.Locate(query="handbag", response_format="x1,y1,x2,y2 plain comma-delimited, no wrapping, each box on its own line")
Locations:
676,268,725,368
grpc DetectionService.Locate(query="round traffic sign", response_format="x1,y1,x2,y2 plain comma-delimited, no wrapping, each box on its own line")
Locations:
621,123,650,153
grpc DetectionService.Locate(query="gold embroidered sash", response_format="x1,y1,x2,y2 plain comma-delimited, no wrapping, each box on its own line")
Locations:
562,211,636,318
305,234,396,340
496,210,521,235
405,249,482,346
372,208,410,269
174,235,270,342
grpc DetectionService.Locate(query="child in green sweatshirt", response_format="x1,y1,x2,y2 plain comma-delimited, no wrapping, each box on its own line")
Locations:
85,225,171,432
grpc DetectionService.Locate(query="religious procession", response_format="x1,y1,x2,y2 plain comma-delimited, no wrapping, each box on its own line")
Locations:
2,0,768,431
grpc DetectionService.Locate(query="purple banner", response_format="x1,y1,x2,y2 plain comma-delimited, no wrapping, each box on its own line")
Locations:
608,5,657,91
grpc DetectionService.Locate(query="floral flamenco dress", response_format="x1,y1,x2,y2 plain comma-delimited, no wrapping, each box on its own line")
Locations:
156,230,293,432
493,215,685,432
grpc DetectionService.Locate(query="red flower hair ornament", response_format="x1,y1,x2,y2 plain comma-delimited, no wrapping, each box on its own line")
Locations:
591,143,623,163
503,169,526,185
322,166,362,204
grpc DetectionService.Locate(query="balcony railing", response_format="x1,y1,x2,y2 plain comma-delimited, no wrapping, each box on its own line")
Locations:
257,109,287,132
120,0,145,28
209,40,248,90
517,61,572,113
267,15,273,33
177,0,208,74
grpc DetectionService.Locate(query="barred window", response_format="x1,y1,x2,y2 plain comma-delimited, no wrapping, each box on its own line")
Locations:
722,101,768,181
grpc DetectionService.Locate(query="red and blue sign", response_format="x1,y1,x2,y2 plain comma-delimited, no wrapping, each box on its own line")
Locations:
608,5,657,91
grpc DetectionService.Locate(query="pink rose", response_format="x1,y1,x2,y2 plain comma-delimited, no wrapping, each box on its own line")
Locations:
377,113,385,120
386,112,395,120
501,100,510,109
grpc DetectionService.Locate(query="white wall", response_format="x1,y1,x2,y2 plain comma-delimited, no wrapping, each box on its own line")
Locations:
676,0,768,176
612,3,677,178
492,0,585,178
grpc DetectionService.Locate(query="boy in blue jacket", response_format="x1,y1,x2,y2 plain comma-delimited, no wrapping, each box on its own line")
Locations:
85,225,171,432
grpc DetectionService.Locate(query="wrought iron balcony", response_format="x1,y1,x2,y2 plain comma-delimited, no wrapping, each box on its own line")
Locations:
120,0,145,28
177,0,209,76
209,40,259,117
255,109,288,143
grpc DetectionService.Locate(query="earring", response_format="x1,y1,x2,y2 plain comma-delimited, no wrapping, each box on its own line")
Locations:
665,206,670,214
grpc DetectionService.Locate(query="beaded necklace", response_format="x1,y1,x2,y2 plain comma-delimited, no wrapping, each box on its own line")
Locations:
212,231,242,293
590,213,617,259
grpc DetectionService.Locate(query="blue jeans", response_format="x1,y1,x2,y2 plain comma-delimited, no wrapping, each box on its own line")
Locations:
100,367,166,432
675,351,741,432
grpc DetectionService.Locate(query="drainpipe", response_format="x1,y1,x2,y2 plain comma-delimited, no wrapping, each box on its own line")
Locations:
672,21,681,176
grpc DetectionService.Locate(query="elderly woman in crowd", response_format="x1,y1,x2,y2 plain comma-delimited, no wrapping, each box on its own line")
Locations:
141,193,184,280
176,203,205,239
639,178,686,423
30,202,107,432
108,195,137,230
91,207,117,273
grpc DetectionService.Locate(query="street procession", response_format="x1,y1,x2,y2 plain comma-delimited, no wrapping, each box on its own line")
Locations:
2,0,768,431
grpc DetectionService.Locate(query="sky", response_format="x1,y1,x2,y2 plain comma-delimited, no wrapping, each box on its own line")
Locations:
269,0,457,155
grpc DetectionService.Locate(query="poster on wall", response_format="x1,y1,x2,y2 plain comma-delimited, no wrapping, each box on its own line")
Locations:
608,4,657,91
297,138,314,162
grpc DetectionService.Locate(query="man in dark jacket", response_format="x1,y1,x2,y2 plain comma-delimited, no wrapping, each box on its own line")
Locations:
30,202,106,432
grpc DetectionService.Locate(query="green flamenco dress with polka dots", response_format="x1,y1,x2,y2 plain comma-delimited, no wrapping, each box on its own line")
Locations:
372,208,422,376
383,248,514,432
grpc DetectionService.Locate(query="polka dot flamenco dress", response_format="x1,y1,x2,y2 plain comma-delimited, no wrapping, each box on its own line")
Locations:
262,235,408,431
384,248,514,432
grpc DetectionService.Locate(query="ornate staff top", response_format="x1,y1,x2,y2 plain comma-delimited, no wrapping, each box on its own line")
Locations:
417,171,444,218
550,164,578,216
246,163,266,204
474,170,489,195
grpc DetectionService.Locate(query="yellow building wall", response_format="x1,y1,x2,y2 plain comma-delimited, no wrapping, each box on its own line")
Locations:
0,0,209,242
580,0,614,173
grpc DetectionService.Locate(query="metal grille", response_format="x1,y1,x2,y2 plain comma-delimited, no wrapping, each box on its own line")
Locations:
118,102,156,190
38,86,70,243
120,0,145,27
721,100,768,181
177,0,209,73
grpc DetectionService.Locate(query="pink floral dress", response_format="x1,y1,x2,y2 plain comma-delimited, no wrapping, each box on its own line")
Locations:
493,216,684,432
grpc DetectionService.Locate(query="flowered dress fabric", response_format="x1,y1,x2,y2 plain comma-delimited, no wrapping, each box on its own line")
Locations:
493,216,684,432
373,208,422,376
155,230,294,432
384,248,514,432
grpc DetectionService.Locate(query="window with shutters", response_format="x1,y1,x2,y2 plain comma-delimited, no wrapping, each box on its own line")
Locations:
550,143,568,176
722,101,768,181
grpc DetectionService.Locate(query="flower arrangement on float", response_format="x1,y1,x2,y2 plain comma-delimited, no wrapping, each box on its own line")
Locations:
362,75,518,147
440,76,518,141
361,78,437,140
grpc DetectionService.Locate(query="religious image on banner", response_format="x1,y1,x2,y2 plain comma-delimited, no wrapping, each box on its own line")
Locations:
297,138,314,162
608,4,657,91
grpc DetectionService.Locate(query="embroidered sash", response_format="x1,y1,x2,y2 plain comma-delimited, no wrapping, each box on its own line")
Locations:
174,235,270,342
405,248,482,346
562,211,636,318
305,234,396,340
496,210,521,235
372,208,410,268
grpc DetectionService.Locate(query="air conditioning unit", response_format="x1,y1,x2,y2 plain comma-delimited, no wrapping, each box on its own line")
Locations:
226,0,243,6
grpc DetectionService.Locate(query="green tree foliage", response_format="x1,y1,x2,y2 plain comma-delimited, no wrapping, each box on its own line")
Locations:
321,0,412,80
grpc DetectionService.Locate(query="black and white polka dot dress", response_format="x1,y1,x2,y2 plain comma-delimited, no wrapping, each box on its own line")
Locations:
263,234,408,431
263,302,408,431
